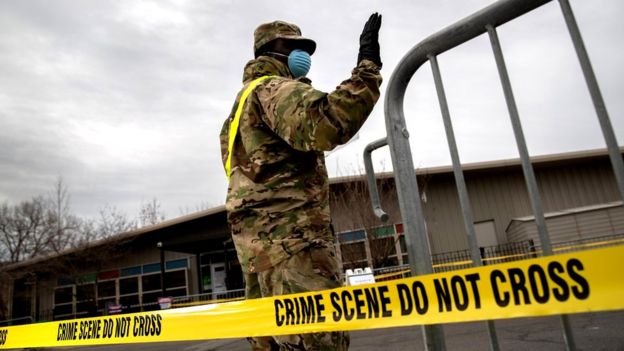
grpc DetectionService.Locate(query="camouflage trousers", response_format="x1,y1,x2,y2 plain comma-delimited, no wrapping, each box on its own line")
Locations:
244,242,350,351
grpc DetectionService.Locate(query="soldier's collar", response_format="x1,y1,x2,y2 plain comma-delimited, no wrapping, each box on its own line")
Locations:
243,56,291,81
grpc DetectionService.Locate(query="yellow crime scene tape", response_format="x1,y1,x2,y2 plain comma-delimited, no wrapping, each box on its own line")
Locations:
1,245,623,349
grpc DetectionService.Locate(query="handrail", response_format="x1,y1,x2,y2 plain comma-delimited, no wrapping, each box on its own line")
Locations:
363,137,389,222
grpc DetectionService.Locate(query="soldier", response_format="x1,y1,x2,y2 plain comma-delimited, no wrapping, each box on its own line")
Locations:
220,14,382,351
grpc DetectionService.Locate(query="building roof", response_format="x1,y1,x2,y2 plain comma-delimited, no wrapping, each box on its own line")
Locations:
2,205,226,272
509,201,623,223
3,147,620,271
330,147,623,184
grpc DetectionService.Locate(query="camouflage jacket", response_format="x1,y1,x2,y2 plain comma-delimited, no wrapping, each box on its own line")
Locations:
220,56,382,273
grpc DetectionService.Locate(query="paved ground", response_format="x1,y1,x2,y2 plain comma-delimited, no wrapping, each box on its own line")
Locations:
23,310,624,351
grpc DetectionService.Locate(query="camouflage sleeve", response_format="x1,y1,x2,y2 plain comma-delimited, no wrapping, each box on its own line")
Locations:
256,59,382,152
219,118,229,167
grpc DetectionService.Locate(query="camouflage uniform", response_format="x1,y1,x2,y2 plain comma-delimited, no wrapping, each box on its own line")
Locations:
220,21,382,351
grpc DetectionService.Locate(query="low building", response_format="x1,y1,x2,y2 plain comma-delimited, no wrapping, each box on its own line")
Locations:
507,201,624,244
1,148,622,324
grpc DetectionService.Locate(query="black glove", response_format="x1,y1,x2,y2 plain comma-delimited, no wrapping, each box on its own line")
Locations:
357,13,382,68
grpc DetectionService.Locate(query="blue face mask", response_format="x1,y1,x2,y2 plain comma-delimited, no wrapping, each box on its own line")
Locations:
266,49,312,78
287,49,311,78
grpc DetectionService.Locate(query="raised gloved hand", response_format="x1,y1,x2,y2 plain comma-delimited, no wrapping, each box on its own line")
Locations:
357,12,382,68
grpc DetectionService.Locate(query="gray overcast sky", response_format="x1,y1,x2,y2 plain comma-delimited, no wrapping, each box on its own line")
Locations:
0,0,622,220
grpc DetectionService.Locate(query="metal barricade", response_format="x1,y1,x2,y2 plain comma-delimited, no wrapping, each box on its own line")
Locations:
363,0,623,350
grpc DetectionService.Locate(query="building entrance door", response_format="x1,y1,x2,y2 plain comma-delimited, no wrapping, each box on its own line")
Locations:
474,220,498,247
210,263,226,294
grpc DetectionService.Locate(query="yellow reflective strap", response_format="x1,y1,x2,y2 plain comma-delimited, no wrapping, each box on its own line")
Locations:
225,75,275,181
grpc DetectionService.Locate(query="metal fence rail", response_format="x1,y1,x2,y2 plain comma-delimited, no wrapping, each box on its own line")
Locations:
373,234,624,283
171,289,245,307
0,316,33,327
363,0,623,350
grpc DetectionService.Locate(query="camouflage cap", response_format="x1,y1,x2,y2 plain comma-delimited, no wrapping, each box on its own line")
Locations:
254,20,316,57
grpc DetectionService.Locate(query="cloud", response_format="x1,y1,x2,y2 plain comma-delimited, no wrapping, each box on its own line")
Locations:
0,0,622,220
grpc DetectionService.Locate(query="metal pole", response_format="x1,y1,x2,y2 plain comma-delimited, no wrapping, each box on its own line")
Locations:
558,0,624,200
363,137,390,222
429,54,500,351
428,55,482,270
196,254,203,294
33,274,39,322
385,89,447,351
158,242,167,297
223,240,230,290
486,25,553,254
486,24,576,351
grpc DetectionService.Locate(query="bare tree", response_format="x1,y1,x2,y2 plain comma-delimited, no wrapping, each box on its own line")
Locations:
0,203,12,263
178,201,215,216
0,181,143,263
330,177,401,270
0,182,77,262
77,205,137,246
46,178,82,253
330,169,438,271
0,178,190,272
0,179,87,263
138,198,165,227
0,197,53,263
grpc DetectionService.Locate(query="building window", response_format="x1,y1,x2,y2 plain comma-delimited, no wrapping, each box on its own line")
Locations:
201,265,212,291
142,263,161,274
399,234,408,264
396,224,409,264
119,276,138,295
340,230,366,242
141,273,162,308
336,224,410,271
75,283,96,317
53,286,74,320
164,270,188,297
370,236,398,267
338,230,368,270
54,286,73,304
371,226,394,238
119,295,140,311
141,273,162,293
166,259,188,270
97,280,117,310
369,225,399,268
121,266,141,276
340,244,368,270
139,267,188,309
119,276,139,312
52,258,190,316
199,249,241,294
